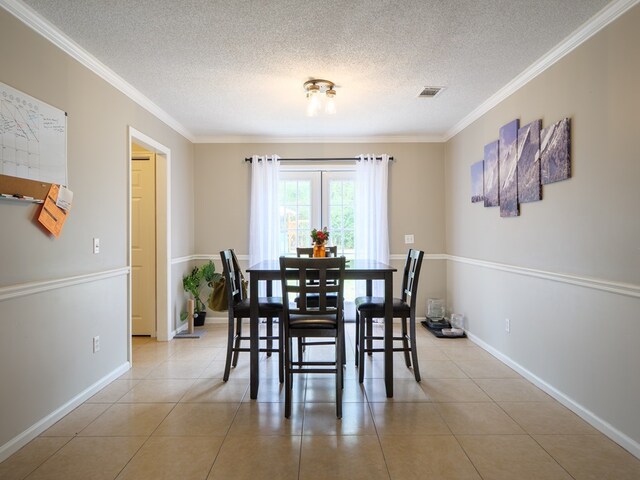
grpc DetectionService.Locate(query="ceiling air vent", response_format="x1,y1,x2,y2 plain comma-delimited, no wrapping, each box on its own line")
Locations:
418,86,445,98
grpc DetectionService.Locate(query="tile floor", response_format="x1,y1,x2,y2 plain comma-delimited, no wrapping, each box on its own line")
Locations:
1,322,639,480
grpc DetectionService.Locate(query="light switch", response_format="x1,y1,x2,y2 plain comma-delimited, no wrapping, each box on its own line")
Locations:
93,238,100,254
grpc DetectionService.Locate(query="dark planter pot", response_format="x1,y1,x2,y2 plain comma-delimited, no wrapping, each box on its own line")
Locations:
193,311,206,327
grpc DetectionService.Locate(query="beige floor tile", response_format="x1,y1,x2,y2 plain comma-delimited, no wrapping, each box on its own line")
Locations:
180,377,249,403
414,347,449,362
437,403,525,435
305,377,366,403
79,403,174,436
380,435,481,480
228,402,304,436
117,361,157,380
370,402,451,435
360,355,421,380
363,378,430,402
440,345,494,362
26,436,146,480
302,402,376,435
455,359,521,379
420,378,492,402
146,359,208,379
202,358,252,379
116,435,223,480
86,379,140,403
534,434,640,480
40,403,110,437
207,435,301,480
0,437,70,480
117,378,195,403
418,360,468,379
299,435,390,480
458,434,572,480
153,403,239,436
475,378,552,402
499,402,598,434
240,378,306,403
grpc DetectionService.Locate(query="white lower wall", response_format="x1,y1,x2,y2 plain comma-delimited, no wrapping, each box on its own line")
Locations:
0,273,129,460
447,257,640,457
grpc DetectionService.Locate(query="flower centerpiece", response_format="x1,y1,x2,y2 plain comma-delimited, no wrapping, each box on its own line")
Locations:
310,227,329,257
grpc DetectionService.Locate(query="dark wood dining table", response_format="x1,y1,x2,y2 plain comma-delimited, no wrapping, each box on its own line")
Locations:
246,259,397,399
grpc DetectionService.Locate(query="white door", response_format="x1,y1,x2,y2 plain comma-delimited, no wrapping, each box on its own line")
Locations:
131,152,156,336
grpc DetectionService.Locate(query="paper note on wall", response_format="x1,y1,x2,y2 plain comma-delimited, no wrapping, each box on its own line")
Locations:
38,184,70,237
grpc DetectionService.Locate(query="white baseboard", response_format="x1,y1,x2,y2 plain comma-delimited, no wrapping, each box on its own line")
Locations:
465,331,640,460
0,362,131,463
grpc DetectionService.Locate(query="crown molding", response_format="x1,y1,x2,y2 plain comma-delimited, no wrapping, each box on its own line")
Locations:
192,135,445,144
444,0,640,141
0,0,195,142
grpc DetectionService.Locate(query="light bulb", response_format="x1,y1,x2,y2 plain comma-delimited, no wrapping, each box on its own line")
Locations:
325,95,336,115
306,92,320,117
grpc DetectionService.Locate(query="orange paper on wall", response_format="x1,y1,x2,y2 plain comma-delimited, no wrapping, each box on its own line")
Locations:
38,184,69,238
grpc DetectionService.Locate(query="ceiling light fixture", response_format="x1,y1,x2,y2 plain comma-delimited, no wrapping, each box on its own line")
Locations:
304,79,336,116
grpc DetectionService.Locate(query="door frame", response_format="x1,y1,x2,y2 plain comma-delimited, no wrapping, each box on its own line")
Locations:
128,127,171,353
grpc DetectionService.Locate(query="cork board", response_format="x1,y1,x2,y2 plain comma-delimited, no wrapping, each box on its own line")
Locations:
0,174,51,201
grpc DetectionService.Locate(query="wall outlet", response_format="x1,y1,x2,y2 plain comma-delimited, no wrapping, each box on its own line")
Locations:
404,234,415,244
93,238,100,254
93,336,100,353
505,318,511,333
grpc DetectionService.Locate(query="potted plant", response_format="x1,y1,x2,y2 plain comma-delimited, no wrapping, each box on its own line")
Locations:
180,260,222,326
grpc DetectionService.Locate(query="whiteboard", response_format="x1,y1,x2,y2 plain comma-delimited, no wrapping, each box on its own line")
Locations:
0,81,67,186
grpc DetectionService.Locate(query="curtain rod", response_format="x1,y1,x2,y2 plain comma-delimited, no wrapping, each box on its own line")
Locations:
244,156,394,163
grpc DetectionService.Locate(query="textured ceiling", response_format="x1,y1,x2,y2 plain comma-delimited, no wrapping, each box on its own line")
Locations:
19,0,612,140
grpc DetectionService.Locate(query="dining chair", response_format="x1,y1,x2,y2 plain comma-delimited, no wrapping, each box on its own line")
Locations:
355,249,424,383
220,249,284,383
280,256,346,418
296,246,338,258
294,246,341,360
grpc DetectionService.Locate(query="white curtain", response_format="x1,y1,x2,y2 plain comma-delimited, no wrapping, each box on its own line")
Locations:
354,154,390,297
249,155,280,273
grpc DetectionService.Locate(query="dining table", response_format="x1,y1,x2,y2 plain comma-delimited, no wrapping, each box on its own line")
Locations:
246,258,397,399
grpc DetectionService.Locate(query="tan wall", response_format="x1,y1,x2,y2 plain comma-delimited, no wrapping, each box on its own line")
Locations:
194,142,447,316
0,9,194,455
444,5,640,454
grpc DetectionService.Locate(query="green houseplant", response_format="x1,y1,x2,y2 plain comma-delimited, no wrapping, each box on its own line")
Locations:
181,260,222,326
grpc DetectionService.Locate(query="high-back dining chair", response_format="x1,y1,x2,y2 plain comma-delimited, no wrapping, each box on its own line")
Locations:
355,249,424,383
296,246,338,258
295,246,340,361
280,256,346,418
220,249,284,383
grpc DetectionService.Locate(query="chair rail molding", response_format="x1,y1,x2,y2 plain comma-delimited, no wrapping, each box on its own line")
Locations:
446,254,640,298
0,267,130,302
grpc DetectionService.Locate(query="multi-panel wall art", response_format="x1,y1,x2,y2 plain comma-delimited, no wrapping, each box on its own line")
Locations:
472,117,570,217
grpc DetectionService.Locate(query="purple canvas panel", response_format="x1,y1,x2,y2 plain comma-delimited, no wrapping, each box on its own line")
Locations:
541,117,571,184
483,140,499,207
517,119,542,203
471,160,484,203
499,119,520,217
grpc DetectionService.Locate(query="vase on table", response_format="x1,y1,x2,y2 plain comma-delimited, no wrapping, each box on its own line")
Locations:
313,243,326,257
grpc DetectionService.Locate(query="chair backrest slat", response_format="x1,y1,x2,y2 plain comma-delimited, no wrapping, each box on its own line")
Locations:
280,256,345,319
220,249,246,306
401,249,424,310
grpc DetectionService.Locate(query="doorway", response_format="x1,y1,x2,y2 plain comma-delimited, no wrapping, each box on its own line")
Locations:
128,127,171,360
131,144,156,336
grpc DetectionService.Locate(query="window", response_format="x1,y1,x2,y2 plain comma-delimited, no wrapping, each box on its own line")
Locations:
279,169,355,257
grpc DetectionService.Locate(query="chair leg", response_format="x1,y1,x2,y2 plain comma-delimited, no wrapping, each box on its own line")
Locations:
223,315,234,382
284,333,292,418
401,316,412,368
232,317,242,367
336,329,343,419
266,316,273,357
297,338,304,364
358,313,366,383
354,310,360,367
366,315,373,356
409,314,421,382
278,313,285,384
